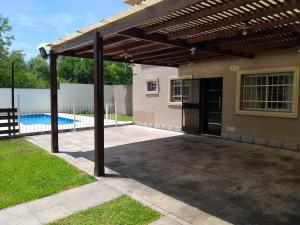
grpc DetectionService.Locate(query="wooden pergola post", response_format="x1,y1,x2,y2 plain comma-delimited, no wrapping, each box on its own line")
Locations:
50,50,59,153
93,32,105,176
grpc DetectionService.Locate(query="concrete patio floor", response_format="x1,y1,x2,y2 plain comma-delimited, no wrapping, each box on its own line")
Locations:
27,125,300,225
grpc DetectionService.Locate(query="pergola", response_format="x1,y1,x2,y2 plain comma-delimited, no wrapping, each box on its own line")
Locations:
48,0,300,176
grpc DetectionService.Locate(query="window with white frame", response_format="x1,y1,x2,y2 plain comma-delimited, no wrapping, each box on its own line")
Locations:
236,67,299,118
169,79,190,104
145,79,159,95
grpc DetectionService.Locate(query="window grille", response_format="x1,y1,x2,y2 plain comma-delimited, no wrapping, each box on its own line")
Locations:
147,81,157,92
145,79,159,95
170,80,190,103
240,72,294,112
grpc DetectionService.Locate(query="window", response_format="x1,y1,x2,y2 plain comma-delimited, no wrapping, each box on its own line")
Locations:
169,79,190,105
145,79,159,95
236,67,299,118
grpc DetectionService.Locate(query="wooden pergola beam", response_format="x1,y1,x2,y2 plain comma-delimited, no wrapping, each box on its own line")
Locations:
169,55,226,65
139,50,194,62
143,51,210,63
116,47,187,61
119,27,253,58
188,14,300,44
230,36,300,51
52,0,204,53
169,1,300,40
143,54,225,66
62,42,170,59
213,25,300,48
234,40,300,53
119,28,187,48
61,36,130,57
59,50,179,67
144,0,256,34
105,41,155,55
217,34,299,50
108,44,171,58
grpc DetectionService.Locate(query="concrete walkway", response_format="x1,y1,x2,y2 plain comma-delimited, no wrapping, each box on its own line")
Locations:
25,126,234,225
0,181,122,225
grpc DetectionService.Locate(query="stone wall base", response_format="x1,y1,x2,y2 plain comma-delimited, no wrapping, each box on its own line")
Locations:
133,121,182,132
134,121,300,152
221,133,300,152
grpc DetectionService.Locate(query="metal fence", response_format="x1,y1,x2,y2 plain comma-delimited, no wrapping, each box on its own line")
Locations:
8,103,121,136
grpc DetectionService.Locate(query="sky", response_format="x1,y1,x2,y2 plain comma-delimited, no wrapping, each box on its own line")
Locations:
0,0,130,60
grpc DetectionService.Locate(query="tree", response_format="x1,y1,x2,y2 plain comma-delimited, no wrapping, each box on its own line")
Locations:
27,56,50,84
0,15,133,88
0,51,48,88
57,57,79,82
0,15,14,59
73,58,93,84
57,56,133,85
104,61,132,85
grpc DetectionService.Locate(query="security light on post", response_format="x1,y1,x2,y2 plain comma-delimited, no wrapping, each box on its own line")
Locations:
37,42,50,59
39,47,48,59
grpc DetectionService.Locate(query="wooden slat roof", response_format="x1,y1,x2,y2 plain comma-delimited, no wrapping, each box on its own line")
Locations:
49,0,300,67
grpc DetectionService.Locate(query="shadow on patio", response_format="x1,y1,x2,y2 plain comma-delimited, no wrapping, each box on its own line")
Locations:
62,134,300,225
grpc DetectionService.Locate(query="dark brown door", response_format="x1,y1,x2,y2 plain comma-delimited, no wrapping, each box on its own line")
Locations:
202,78,223,136
182,79,201,133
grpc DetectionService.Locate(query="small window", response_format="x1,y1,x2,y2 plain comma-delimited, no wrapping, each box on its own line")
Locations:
236,67,299,118
169,79,190,105
145,79,159,95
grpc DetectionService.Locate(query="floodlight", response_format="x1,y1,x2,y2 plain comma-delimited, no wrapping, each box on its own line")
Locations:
39,47,48,59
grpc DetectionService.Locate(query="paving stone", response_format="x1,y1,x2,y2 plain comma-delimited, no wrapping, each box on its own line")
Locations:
2,204,31,217
88,189,122,206
27,195,62,213
62,197,96,213
0,181,121,225
25,126,300,225
203,216,233,225
0,211,15,224
167,214,191,225
5,215,41,225
79,181,113,194
34,205,71,224
150,216,182,225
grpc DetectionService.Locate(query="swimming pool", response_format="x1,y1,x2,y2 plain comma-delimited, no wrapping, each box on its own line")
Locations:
19,114,78,125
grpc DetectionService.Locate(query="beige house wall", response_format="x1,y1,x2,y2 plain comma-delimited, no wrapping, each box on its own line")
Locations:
132,49,300,150
132,65,182,131
180,49,300,145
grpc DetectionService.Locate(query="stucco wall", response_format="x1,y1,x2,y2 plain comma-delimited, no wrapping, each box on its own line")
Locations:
179,49,300,145
133,64,182,130
0,83,132,115
112,85,133,115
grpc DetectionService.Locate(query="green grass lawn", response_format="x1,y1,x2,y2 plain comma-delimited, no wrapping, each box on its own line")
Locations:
113,114,133,122
49,195,161,225
78,113,133,122
0,138,95,209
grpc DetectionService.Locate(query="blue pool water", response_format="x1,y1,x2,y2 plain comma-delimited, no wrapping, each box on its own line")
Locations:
19,114,78,125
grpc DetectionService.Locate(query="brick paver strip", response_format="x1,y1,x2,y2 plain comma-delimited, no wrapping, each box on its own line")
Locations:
0,181,122,225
